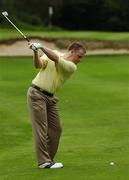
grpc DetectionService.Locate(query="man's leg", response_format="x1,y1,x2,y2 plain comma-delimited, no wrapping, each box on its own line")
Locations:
47,97,62,161
27,87,52,165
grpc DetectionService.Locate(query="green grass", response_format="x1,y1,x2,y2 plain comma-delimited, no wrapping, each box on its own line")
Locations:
0,55,129,180
1,28,129,41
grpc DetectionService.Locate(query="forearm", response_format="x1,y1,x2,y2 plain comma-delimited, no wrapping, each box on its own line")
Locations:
33,50,42,69
41,46,59,63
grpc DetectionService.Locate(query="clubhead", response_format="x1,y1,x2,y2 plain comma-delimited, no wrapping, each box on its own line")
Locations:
2,11,8,16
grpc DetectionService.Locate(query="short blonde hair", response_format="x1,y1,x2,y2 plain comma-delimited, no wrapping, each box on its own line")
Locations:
68,42,86,54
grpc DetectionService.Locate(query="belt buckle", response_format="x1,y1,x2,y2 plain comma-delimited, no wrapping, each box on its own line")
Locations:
39,88,43,92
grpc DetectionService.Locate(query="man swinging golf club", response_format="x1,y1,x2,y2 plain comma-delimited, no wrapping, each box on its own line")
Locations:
27,42,86,169
2,10,86,169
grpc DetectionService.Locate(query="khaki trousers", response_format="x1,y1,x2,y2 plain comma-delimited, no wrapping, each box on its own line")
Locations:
27,87,62,165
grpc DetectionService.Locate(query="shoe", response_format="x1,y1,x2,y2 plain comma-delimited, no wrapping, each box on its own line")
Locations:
39,162,63,169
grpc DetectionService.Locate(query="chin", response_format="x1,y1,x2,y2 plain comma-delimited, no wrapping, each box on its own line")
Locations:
76,61,81,64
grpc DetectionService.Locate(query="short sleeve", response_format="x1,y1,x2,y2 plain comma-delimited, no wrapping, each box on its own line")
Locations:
57,57,77,73
40,54,48,69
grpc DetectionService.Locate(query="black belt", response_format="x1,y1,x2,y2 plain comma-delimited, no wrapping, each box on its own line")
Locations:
31,84,53,97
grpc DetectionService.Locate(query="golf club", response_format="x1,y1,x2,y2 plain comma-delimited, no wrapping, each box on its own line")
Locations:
2,11,30,42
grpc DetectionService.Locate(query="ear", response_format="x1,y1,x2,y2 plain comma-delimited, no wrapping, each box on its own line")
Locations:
71,49,75,54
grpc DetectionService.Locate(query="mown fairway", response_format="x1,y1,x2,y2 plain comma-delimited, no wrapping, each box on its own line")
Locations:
1,28,129,40
0,55,129,180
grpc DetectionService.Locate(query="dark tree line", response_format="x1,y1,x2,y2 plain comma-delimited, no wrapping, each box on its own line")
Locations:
0,0,129,31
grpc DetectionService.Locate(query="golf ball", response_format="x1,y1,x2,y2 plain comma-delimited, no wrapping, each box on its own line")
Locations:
110,162,114,165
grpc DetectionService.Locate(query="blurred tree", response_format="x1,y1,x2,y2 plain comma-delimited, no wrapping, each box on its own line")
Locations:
102,0,129,31
1,0,16,16
0,0,63,27
55,0,105,30
55,0,129,31
0,0,129,31
0,0,16,25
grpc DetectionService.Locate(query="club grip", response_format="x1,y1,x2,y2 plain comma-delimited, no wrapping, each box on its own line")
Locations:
25,37,30,42
31,44,37,51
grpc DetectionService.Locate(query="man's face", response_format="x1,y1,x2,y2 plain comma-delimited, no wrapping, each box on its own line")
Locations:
70,48,85,64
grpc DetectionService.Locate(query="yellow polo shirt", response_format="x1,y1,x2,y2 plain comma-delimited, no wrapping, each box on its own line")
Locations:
32,50,77,94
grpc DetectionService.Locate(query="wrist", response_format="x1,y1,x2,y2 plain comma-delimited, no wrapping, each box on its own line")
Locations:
34,49,38,53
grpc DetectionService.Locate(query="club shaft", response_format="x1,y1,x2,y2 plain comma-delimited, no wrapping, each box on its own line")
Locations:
4,15,30,42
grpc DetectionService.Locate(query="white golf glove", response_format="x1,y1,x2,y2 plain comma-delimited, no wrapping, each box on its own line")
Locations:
29,43,42,51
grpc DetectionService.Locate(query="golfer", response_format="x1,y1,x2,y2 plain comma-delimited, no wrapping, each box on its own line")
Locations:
27,42,86,169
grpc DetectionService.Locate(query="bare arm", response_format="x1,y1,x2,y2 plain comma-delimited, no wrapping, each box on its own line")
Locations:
40,46,59,63
30,43,59,68
33,50,42,69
